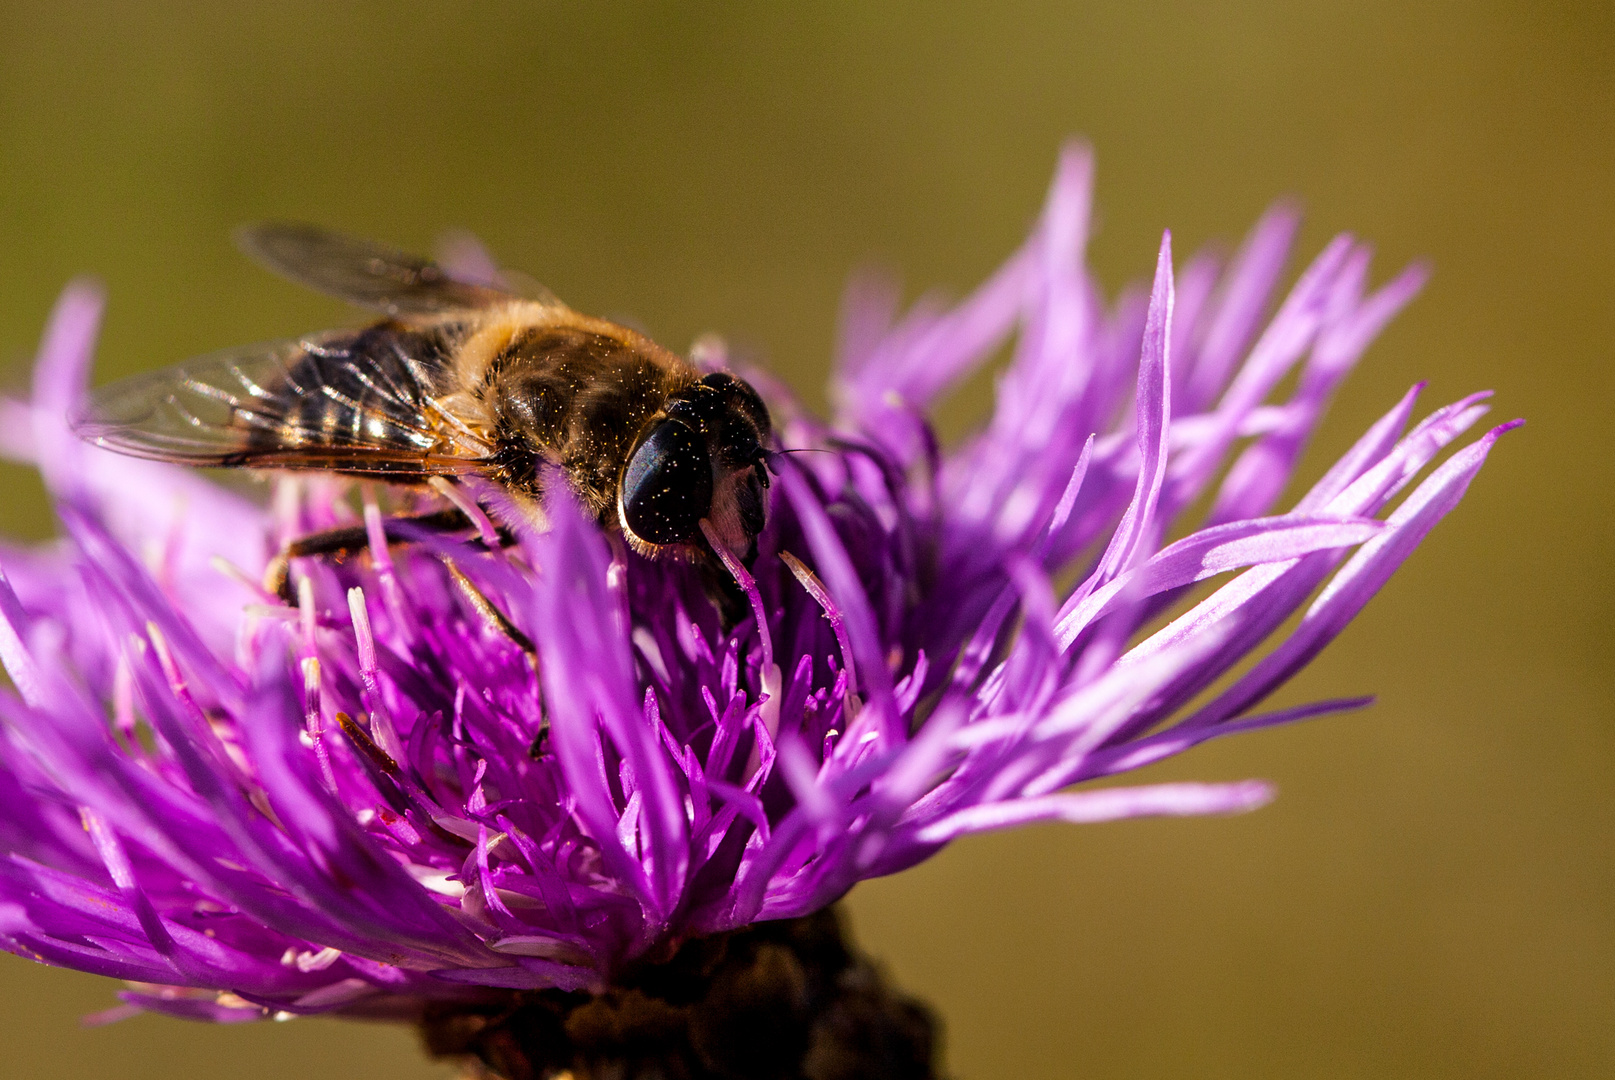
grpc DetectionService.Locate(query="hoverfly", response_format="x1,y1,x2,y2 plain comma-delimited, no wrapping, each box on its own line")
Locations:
73,224,775,599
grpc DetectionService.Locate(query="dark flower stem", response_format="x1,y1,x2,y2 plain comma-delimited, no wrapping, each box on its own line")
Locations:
421,907,938,1080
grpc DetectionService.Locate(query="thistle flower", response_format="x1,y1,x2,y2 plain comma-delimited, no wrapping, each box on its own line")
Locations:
0,145,1511,1046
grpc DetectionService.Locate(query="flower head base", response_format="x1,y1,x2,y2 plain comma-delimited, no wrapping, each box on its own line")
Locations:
0,145,1513,1022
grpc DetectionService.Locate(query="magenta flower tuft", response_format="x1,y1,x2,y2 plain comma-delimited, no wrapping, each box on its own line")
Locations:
0,144,1514,1025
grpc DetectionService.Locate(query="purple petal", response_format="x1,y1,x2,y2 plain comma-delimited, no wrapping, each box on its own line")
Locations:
524,476,688,923
1180,202,1300,412
1079,232,1176,594
1056,514,1386,649
914,781,1274,844
1182,420,1521,730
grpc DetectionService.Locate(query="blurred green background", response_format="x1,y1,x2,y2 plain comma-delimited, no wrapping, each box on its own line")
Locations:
0,1,1608,1077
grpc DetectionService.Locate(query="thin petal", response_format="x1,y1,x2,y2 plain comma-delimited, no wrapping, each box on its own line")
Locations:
914,781,1274,844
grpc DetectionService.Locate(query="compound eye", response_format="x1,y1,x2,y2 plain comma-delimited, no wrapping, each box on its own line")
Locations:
619,418,713,546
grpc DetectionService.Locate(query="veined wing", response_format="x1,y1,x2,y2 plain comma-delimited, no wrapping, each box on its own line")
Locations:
73,325,493,478
236,222,564,318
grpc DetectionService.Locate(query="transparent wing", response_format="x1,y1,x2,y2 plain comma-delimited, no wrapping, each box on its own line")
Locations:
236,222,563,318
72,326,492,478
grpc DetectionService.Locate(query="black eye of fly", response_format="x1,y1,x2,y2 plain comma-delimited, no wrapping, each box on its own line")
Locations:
619,418,714,546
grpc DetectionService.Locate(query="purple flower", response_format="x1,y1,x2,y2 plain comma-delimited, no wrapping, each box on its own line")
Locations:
0,143,1514,1023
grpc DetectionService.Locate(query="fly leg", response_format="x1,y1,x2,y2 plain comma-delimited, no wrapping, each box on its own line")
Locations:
440,559,550,758
265,507,480,602
441,558,536,659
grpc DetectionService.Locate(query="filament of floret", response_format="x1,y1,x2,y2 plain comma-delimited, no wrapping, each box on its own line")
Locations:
697,519,781,748
300,656,337,792
779,550,859,710
345,586,406,766
0,569,44,707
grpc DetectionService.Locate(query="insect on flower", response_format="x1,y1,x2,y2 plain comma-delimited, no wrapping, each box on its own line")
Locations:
72,223,776,605
0,143,1515,1061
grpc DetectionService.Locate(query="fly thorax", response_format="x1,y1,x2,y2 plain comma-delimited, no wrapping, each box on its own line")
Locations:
483,325,684,515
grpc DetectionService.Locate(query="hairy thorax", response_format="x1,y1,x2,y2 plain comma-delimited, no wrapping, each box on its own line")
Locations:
446,306,697,517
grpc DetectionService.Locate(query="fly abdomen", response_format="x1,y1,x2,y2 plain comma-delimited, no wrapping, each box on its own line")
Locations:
244,322,458,456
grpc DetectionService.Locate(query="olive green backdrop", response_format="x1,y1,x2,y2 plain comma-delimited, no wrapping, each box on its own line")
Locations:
0,2,1608,1077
